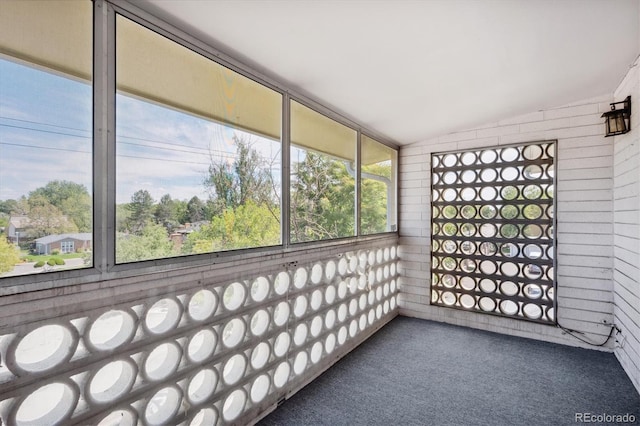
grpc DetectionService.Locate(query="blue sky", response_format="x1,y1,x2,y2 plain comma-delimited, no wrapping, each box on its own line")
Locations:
0,58,282,205
0,59,92,200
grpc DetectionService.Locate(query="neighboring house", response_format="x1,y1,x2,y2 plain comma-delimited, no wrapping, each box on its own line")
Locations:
7,216,32,243
169,221,208,251
34,233,92,255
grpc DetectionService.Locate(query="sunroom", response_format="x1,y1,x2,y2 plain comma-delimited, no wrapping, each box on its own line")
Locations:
0,1,638,425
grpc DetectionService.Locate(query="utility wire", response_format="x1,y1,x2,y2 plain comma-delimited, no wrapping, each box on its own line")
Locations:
0,141,90,154
0,116,90,133
0,115,245,157
556,321,617,347
0,123,88,139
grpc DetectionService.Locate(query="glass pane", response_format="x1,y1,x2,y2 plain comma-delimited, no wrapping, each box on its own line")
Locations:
290,100,356,243
361,135,397,234
115,16,282,263
0,0,93,278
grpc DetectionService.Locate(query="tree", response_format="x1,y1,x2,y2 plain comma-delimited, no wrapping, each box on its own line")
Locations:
116,223,175,263
361,179,388,234
361,162,392,234
290,152,355,242
29,180,91,232
27,196,78,238
186,196,207,223
204,135,277,219
0,213,8,232
0,237,20,275
172,199,189,225
155,194,179,232
186,201,280,253
116,204,131,233
0,199,19,215
126,190,155,235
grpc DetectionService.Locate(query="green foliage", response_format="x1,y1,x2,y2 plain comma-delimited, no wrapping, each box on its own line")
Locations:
0,238,20,274
28,180,91,232
51,250,60,255
290,152,355,242
361,162,392,234
187,201,280,253
116,222,176,263
52,257,65,265
82,250,92,266
115,204,131,233
22,252,82,262
204,135,277,216
155,194,180,233
361,179,388,234
126,190,155,235
173,199,188,225
47,258,56,266
27,197,78,239
0,199,19,215
183,134,281,254
186,196,207,223
33,260,45,268
0,212,9,230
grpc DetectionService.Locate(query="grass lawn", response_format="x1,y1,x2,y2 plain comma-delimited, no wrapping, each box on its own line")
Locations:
20,251,84,262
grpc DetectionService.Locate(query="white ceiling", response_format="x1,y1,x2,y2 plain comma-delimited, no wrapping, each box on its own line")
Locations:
136,0,639,145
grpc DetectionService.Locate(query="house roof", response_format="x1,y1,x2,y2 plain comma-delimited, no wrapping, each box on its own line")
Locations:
34,233,92,245
9,216,30,228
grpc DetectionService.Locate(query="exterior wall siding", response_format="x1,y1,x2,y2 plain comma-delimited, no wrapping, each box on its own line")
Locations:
613,57,640,393
398,94,619,352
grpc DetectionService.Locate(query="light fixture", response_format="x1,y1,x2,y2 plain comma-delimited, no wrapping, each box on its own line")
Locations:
601,96,631,137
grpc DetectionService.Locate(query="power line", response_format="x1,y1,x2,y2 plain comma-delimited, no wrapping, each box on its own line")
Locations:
0,116,90,134
0,141,270,169
0,119,241,158
118,140,229,158
0,115,269,158
0,141,90,154
0,123,89,139
0,141,208,165
117,153,210,166
0,118,282,164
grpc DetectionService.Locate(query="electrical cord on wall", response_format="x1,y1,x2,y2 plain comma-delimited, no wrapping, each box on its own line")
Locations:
556,321,619,347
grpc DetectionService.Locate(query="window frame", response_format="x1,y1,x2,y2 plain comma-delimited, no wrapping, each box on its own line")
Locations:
288,98,359,245
0,0,399,293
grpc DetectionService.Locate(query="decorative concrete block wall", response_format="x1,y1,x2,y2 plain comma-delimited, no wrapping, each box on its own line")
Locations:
0,236,399,425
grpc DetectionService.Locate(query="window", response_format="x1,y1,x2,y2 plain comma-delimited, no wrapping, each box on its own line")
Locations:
61,241,74,254
289,101,357,243
361,135,398,234
430,142,556,324
115,15,282,263
0,3,397,282
0,0,93,277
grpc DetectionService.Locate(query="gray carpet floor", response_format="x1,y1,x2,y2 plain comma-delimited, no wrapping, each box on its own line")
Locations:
259,316,640,426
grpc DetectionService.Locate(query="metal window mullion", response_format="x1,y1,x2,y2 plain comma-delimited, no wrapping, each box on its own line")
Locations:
356,130,362,237
93,0,115,274
282,94,291,248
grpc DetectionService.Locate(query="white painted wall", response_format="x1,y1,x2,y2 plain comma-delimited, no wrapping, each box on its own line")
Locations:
398,94,619,351
613,57,640,393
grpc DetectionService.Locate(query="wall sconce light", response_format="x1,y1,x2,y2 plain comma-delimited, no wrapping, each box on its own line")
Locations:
601,96,631,137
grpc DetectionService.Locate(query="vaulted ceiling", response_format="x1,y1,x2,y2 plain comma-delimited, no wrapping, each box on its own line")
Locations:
137,0,639,145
